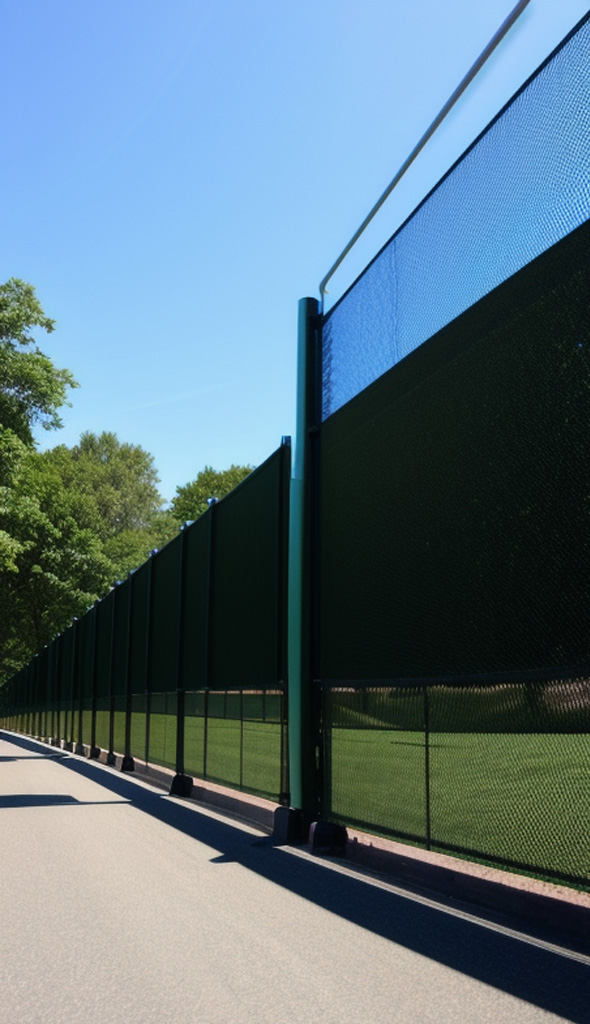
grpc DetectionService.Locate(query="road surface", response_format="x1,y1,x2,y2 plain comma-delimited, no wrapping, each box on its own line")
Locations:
1,732,588,1024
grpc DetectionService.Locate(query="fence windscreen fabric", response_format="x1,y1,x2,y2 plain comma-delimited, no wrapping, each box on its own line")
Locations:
318,220,590,888
183,445,290,800
316,13,590,889
319,221,590,681
208,446,289,689
1,442,291,805
321,14,590,419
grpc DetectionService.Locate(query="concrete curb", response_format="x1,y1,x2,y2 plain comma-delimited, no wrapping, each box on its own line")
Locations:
343,828,590,955
131,757,278,832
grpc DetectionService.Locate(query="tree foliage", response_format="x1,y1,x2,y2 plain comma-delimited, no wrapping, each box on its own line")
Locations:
0,443,114,677
43,431,164,536
171,464,252,523
0,278,77,443
41,431,179,579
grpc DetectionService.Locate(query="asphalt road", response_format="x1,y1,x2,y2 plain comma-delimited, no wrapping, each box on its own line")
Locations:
1,731,588,1024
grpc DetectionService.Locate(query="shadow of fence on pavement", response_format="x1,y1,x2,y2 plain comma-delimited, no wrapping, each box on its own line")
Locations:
2,731,589,1024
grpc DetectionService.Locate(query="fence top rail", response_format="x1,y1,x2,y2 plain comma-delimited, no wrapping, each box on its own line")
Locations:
318,0,530,310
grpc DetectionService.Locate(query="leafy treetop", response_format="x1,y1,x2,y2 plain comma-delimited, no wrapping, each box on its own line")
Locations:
0,278,77,444
171,464,252,523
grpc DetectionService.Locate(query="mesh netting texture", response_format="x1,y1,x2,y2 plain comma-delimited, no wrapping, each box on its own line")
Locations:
322,15,590,419
324,680,590,887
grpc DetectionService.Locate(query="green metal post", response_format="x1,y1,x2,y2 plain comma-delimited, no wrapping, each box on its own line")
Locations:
89,602,100,759
121,574,135,772
144,552,156,767
287,297,320,821
106,588,118,766
74,619,86,755
171,526,193,796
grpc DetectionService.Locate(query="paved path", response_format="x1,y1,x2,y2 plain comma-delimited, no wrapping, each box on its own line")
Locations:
1,732,588,1024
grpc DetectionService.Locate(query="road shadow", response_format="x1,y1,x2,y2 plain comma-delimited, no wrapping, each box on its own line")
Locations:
0,754,50,762
0,793,81,808
3,731,589,1022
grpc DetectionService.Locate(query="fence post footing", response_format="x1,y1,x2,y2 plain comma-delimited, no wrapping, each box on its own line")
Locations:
63,741,74,752
170,774,193,797
74,743,85,756
106,752,117,766
273,806,303,843
309,820,348,856
89,746,101,759
121,756,135,773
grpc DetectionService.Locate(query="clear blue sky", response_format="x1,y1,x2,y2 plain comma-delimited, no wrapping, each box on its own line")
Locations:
2,0,588,503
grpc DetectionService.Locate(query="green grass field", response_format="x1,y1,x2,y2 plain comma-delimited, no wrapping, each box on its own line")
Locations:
124,713,283,802
329,727,590,885
56,708,283,802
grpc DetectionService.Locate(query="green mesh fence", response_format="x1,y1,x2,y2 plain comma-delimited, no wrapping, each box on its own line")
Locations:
319,223,590,682
184,689,288,802
1,444,290,808
150,535,181,695
209,447,289,689
317,192,590,890
148,692,177,771
324,679,590,887
315,19,590,888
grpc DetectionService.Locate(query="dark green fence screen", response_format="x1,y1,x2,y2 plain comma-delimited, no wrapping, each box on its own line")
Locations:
1,443,291,805
316,13,590,888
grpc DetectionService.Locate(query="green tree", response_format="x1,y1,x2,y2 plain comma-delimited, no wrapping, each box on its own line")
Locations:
171,464,252,522
41,431,179,580
0,279,86,678
0,446,114,679
43,431,165,536
0,429,28,574
101,510,179,578
0,278,77,443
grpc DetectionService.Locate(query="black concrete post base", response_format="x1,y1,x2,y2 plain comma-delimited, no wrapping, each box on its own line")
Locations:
309,820,348,856
106,752,117,766
51,738,61,747
273,806,303,843
89,746,101,759
74,743,85,756
170,774,193,797
62,740,74,752
121,756,135,773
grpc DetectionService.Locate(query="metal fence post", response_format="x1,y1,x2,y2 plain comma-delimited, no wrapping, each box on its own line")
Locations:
201,502,216,782
106,588,118,766
74,619,86,755
52,638,62,747
89,602,100,759
121,574,135,772
144,551,156,767
287,297,321,828
171,525,193,796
